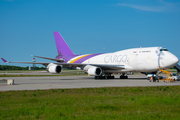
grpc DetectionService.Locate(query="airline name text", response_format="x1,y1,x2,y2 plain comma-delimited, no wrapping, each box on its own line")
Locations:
104,54,127,63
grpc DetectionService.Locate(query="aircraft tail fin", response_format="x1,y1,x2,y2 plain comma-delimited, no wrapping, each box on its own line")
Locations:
53,31,74,56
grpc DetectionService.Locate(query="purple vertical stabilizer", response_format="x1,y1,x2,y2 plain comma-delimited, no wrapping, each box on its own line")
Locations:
1,58,8,63
53,31,75,56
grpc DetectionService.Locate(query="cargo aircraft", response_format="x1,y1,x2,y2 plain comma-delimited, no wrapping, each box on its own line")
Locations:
1,31,179,79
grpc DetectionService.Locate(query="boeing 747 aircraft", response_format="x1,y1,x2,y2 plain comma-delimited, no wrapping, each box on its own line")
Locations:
1,31,179,79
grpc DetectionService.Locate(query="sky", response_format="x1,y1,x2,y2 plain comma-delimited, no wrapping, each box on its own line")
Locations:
0,0,180,67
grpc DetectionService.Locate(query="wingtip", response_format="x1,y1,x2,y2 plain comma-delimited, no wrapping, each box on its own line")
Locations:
1,58,8,63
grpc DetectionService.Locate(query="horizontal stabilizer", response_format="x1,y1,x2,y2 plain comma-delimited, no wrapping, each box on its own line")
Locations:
32,55,64,62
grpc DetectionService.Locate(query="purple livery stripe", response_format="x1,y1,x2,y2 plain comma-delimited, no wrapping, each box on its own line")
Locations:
56,54,101,63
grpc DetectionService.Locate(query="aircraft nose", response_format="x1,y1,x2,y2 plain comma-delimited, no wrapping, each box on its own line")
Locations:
160,52,179,68
172,56,179,65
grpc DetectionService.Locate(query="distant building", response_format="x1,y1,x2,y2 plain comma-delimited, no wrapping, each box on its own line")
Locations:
29,58,36,70
29,66,34,70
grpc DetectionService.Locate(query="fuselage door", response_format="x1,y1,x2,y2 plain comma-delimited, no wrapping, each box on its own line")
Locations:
129,49,139,70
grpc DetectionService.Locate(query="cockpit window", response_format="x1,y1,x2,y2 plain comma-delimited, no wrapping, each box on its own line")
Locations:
160,48,168,51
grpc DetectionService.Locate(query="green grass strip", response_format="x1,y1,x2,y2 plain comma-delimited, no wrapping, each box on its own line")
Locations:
0,86,180,119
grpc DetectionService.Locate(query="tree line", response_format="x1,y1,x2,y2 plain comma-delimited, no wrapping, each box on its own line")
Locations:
0,65,46,70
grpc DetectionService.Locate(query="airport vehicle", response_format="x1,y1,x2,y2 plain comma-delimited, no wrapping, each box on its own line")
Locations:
147,74,163,80
158,69,175,82
148,75,159,82
169,73,180,81
1,31,179,79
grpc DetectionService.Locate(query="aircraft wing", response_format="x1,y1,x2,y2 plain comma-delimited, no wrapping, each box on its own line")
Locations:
55,63,125,70
1,58,125,70
31,56,125,69
1,58,82,67
1,58,52,66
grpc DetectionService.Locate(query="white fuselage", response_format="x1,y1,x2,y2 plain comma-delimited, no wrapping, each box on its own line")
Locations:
80,47,179,73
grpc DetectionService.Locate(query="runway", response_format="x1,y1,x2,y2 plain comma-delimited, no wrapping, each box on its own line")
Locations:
1,75,180,91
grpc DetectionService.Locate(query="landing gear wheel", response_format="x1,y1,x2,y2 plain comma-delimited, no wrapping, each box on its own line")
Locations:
94,74,114,79
120,75,128,79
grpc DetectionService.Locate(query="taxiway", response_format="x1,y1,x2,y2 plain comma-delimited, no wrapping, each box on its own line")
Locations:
0,75,180,91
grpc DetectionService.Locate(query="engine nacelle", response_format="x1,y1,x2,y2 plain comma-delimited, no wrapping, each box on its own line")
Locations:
87,67,102,76
47,63,62,74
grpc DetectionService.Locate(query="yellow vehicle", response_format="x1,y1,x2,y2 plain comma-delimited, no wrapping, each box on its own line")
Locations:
158,69,174,83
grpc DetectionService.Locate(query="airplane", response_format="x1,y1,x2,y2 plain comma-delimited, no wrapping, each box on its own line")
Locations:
1,31,179,79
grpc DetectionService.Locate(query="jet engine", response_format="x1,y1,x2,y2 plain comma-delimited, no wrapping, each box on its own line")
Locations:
87,67,102,76
47,63,62,74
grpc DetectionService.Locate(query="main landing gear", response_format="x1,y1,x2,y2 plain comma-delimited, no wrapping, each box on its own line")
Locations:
94,74,114,79
120,73,128,79
94,73,129,79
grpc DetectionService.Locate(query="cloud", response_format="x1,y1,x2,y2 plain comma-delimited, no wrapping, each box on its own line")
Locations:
117,3,164,12
117,0,180,12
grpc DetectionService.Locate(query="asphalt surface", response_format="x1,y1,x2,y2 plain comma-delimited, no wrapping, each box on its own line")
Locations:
1,74,180,91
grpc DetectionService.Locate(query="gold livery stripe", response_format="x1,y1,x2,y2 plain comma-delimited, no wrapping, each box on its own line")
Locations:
70,54,91,63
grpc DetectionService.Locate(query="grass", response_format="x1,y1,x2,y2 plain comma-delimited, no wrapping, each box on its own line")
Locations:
0,86,180,119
